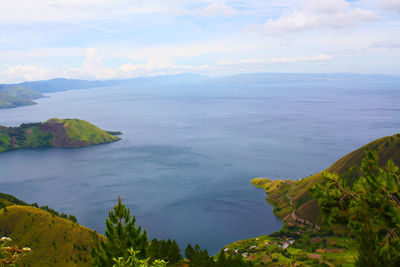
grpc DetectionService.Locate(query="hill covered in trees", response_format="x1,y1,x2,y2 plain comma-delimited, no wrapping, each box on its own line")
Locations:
0,118,120,152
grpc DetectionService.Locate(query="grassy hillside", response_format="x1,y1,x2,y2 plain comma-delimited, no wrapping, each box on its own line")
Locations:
0,205,101,267
0,118,120,152
47,118,120,146
253,132,400,228
0,86,43,108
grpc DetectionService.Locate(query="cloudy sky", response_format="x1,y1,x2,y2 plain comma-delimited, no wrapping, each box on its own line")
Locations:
0,0,399,83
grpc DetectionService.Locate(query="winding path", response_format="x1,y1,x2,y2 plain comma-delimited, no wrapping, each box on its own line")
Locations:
281,180,320,230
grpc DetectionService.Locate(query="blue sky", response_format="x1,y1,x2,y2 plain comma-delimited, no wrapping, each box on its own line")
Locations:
0,0,399,83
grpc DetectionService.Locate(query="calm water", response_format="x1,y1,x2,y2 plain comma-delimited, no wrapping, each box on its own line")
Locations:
0,81,399,254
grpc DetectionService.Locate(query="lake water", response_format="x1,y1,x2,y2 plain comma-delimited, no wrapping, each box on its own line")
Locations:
0,81,399,254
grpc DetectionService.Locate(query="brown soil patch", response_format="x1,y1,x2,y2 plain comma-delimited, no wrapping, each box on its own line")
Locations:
310,237,322,243
325,248,343,253
307,254,321,259
39,122,89,148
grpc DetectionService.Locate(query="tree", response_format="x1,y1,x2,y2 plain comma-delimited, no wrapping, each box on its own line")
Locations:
312,148,400,266
216,249,227,267
159,240,170,261
91,197,149,267
166,240,182,264
184,243,194,261
148,239,160,262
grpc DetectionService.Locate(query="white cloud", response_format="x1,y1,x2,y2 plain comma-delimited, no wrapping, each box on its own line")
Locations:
193,3,238,18
1,65,62,83
370,39,400,50
0,48,212,83
79,48,116,80
381,0,400,13
217,54,332,65
271,54,332,63
0,0,170,23
262,0,380,34
0,48,335,83
0,47,86,60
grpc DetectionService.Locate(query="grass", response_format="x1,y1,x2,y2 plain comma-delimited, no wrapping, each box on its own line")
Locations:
58,118,120,144
0,205,102,267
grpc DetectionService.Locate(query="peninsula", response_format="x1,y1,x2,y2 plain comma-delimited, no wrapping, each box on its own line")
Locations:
0,86,44,108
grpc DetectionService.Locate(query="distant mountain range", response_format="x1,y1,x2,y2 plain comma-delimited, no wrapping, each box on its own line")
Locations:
2,72,400,93
0,73,399,109
1,73,209,93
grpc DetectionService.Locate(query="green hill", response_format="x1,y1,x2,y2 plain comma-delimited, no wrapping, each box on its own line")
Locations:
0,86,43,108
253,132,400,228
0,205,102,266
0,118,120,152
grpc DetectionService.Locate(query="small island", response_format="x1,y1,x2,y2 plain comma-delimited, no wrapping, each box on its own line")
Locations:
0,118,121,152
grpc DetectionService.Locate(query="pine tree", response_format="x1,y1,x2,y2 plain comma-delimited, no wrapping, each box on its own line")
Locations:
91,196,149,267
216,249,227,267
312,148,400,266
185,243,195,261
159,240,169,261
148,238,160,262
167,240,182,264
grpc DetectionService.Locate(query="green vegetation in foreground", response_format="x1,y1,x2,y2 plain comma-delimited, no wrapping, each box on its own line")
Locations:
91,196,149,267
0,86,43,108
313,148,400,266
91,197,253,267
0,118,120,152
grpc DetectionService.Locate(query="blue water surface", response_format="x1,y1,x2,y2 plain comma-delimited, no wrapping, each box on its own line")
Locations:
0,81,399,254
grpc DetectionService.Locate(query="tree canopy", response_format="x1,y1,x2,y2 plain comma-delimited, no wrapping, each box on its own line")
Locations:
312,148,400,266
91,197,149,267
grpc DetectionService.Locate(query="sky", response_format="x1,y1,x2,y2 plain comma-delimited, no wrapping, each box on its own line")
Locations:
0,0,400,83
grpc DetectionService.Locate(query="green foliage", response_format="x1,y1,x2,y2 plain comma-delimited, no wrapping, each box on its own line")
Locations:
39,205,77,223
312,148,400,266
147,238,182,265
184,243,195,260
113,248,167,267
185,244,253,267
91,197,149,267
